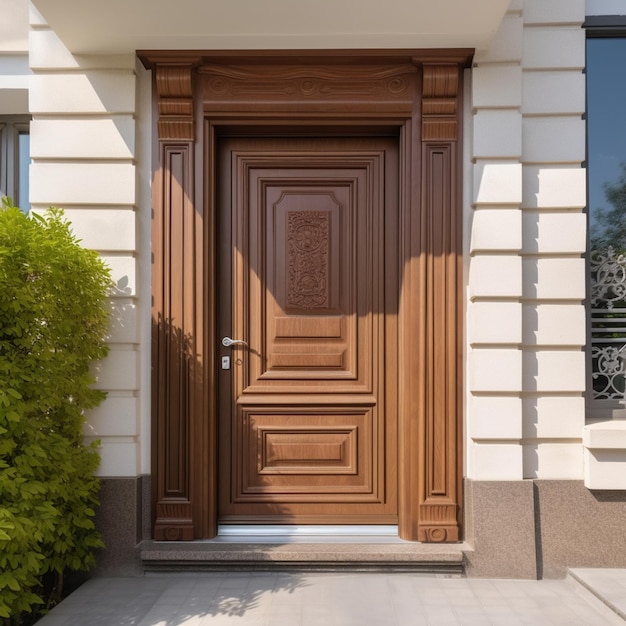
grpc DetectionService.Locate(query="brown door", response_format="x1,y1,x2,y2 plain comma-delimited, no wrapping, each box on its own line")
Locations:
217,136,399,524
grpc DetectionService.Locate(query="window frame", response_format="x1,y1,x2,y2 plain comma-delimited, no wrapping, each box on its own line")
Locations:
0,115,30,210
585,20,626,418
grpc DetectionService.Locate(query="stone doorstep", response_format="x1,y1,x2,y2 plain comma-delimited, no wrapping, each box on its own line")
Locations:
139,540,469,573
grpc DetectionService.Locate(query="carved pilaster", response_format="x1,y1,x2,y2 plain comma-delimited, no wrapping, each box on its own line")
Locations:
152,61,200,541
417,63,463,542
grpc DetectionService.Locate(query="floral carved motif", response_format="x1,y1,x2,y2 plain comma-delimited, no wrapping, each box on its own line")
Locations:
287,211,330,310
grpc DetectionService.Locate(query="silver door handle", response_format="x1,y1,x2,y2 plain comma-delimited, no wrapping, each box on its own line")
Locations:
222,336,248,347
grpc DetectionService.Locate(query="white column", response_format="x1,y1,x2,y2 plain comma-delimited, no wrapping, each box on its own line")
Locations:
467,2,524,480
29,4,145,477
520,0,586,479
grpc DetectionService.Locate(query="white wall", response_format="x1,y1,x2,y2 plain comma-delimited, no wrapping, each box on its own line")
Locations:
0,0,29,52
8,0,595,483
0,0,29,114
29,3,150,477
467,0,587,480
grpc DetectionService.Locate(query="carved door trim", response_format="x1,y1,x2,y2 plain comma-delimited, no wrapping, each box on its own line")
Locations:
143,50,471,542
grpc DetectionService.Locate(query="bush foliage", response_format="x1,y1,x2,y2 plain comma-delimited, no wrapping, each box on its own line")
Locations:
0,198,112,623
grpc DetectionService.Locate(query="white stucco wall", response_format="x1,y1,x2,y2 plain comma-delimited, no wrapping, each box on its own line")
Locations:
28,3,150,477
3,0,601,484
0,0,29,52
466,0,588,480
0,0,29,114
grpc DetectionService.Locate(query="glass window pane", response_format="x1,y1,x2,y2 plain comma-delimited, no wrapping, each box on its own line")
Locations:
587,38,626,248
17,130,29,211
587,38,626,406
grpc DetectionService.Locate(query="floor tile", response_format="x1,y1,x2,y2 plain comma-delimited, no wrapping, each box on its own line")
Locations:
35,570,626,626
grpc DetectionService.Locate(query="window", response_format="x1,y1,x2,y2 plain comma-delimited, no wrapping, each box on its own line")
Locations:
587,36,626,416
0,116,30,211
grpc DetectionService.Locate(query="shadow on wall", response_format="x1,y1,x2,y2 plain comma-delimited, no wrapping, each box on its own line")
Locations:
151,312,303,539
152,312,204,541
87,275,146,577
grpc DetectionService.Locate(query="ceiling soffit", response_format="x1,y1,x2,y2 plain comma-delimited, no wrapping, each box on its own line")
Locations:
32,0,509,55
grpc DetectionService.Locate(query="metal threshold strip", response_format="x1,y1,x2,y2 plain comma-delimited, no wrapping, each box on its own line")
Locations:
214,525,403,544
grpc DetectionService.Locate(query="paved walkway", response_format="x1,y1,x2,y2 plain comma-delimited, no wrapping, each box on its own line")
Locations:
34,569,626,625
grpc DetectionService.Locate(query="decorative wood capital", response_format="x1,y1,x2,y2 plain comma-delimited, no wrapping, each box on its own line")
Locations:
155,64,195,141
421,64,460,141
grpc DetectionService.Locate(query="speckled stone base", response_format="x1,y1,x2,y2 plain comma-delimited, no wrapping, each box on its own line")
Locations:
534,480,626,578
464,479,626,579
464,479,537,579
91,477,626,578
93,475,150,576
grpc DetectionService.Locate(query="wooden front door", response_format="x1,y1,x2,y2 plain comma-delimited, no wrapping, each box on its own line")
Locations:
148,52,468,542
217,136,399,523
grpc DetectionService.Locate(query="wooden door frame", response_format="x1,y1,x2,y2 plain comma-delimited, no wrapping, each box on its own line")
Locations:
142,49,471,543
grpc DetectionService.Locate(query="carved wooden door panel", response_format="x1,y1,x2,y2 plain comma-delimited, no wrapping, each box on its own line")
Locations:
217,136,399,523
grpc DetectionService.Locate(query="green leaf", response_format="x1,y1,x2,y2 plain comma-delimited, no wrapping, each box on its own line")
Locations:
0,204,109,617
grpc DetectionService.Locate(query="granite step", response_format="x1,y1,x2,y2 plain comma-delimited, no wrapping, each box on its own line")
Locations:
139,540,468,574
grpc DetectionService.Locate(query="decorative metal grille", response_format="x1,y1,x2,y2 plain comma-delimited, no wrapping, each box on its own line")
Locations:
590,246,626,400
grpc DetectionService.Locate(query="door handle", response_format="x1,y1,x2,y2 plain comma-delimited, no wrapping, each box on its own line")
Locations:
222,336,248,347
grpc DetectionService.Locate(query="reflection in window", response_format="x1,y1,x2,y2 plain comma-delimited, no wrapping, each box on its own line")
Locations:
0,116,30,212
587,38,626,410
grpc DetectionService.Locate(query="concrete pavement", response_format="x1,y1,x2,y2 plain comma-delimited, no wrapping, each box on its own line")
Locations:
34,568,626,625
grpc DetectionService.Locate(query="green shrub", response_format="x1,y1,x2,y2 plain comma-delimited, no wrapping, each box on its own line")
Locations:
0,198,112,623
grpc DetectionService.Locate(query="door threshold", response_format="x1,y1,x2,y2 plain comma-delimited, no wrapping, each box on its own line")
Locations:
140,538,468,573
213,524,403,544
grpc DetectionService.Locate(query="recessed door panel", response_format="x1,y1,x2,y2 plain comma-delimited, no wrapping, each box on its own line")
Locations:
218,137,398,523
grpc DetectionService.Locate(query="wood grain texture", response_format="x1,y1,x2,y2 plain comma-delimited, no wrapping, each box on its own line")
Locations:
152,141,197,540
155,64,195,140
416,63,463,542
217,137,398,521
421,64,459,141
148,51,470,541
